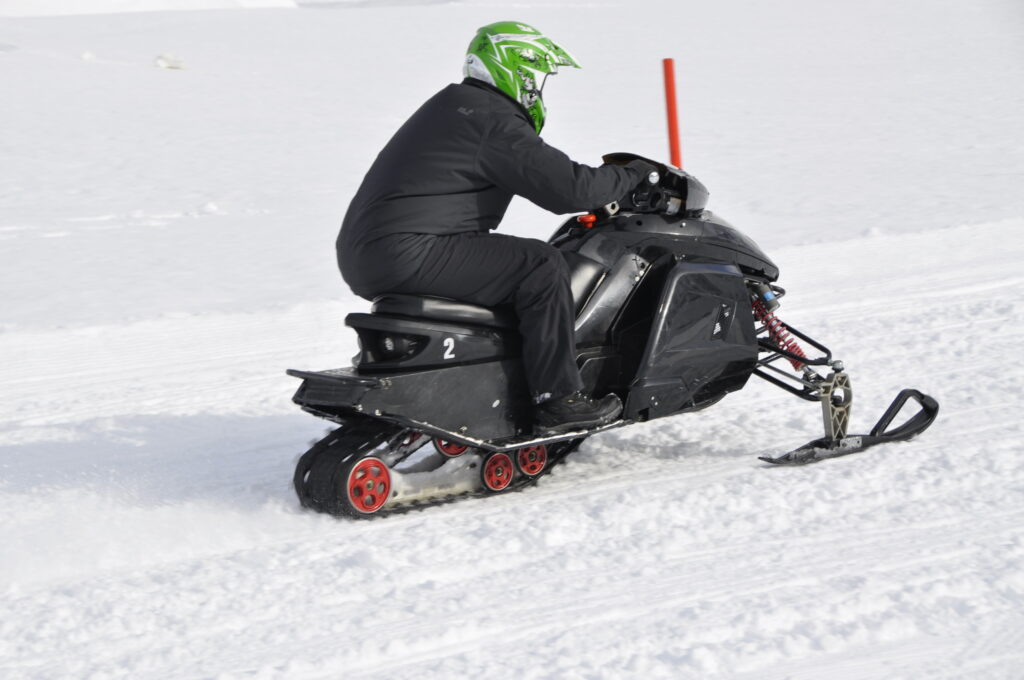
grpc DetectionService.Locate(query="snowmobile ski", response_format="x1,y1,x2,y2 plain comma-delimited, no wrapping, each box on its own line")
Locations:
760,389,939,465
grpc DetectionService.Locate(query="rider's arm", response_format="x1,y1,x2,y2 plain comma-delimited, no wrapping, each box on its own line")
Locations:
476,111,642,214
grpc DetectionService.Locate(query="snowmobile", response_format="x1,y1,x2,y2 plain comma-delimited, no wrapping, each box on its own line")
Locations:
288,153,939,518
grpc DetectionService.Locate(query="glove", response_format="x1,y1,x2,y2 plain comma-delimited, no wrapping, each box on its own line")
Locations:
625,158,661,186
619,159,661,212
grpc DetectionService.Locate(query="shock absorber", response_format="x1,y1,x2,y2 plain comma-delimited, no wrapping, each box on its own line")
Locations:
751,284,808,370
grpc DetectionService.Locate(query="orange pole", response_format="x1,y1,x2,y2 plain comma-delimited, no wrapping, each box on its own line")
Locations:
662,58,682,169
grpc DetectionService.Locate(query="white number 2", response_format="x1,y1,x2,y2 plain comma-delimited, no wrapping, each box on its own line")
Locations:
442,337,456,359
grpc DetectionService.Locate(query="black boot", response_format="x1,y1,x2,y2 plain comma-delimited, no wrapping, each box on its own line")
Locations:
534,391,623,435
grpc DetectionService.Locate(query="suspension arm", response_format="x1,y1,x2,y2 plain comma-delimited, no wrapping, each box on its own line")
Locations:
752,366,822,402
756,322,834,367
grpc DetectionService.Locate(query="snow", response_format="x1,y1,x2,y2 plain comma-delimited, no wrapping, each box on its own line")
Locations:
2,0,1023,678
0,0,294,17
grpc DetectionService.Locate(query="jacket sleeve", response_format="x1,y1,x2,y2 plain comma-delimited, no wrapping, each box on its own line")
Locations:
476,113,642,214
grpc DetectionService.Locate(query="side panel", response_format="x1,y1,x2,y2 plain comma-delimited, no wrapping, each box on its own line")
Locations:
624,262,757,420
569,233,652,347
292,360,533,443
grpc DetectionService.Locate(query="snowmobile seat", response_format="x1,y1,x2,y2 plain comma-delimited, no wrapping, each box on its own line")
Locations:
371,295,518,329
369,252,607,330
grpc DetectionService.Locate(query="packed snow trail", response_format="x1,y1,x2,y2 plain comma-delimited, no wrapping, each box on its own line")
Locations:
3,222,1023,679
2,1,1024,678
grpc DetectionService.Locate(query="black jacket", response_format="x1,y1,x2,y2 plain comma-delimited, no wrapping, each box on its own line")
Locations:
338,79,641,252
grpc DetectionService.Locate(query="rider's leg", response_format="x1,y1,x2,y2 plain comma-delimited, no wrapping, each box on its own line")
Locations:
390,231,584,403
340,231,621,430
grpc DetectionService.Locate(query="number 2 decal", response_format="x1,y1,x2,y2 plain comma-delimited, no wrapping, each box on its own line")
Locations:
443,337,456,359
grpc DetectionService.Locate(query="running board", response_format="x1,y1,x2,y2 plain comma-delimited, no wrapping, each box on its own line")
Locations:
404,418,630,453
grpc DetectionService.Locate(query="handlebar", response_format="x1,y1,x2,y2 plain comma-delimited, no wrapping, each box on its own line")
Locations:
601,151,709,218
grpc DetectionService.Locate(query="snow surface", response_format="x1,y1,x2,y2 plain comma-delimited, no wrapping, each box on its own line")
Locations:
2,1,1023,678
0,0,294,17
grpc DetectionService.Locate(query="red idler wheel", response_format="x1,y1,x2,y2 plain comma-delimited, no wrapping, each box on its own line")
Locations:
515,444,548,477
482,452,515,492
393,431,424,456
346,457,391,515
434,438,469,457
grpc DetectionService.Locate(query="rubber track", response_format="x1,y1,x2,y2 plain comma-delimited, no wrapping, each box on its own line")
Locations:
294,425,585,519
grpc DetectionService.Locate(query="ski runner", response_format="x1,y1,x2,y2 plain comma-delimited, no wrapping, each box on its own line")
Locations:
337,21,655,433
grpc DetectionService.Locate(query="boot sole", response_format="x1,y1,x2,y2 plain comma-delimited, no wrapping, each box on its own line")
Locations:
534,410,622,437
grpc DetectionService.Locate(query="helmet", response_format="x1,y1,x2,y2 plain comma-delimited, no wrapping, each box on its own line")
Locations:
463,21,581,133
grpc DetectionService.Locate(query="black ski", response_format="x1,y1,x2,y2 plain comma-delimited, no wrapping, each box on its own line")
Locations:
761,389,939,465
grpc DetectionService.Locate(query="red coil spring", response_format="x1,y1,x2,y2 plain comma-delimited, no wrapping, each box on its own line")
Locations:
752,298,807,370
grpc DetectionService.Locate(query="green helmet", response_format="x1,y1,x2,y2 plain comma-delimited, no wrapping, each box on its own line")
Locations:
463,21,581,133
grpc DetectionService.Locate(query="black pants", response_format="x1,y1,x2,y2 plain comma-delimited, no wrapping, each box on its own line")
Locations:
339,231,584,402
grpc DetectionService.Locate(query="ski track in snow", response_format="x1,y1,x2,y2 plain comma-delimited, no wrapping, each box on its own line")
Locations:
2,1,1024,678
2,221,1023,679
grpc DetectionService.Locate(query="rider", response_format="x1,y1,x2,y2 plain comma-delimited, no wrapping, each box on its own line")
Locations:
337,21,654,434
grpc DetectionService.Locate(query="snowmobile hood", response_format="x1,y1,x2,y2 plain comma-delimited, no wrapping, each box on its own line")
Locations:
606,211,779,281
684,212,778,280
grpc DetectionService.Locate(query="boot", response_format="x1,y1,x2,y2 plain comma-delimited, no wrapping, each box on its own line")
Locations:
534,391,623,435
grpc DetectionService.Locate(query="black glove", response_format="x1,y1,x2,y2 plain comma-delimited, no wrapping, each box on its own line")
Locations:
624,158,661,185
619,159,661,212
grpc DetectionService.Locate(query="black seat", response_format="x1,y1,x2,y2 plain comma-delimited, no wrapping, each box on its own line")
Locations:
370,251,608,330
371,295,518,328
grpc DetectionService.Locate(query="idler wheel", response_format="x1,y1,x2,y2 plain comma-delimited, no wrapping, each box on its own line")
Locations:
434,438,469,457
482,452,515,492
346,457,391,515
515,444,548,477
400,432,422,448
